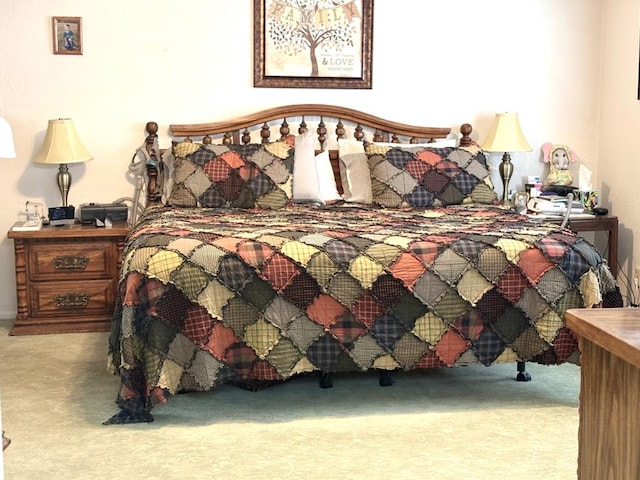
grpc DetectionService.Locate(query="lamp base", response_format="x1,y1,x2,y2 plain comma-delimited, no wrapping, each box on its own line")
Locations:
500,198,514,208
499,152,514,207
57,163,71,207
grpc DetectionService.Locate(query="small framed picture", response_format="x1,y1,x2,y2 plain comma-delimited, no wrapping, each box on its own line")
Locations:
52,17,83,55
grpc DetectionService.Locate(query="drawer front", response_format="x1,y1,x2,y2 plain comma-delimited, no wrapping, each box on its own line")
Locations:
29,279,116,317
28,240,116,280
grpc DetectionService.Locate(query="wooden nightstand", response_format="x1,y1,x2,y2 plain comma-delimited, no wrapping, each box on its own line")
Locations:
542,215,618,275
7,223,129,335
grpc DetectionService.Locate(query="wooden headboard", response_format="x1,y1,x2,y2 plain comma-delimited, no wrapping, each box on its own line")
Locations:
139,104,475,203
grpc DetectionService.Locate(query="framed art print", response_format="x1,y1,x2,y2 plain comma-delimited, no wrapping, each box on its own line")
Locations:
254,0,373,89
52,17,83,55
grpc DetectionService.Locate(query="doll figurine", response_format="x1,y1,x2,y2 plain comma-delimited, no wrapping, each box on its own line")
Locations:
541,142,578,186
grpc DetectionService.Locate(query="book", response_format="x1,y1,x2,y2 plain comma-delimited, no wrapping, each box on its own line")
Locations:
11,220,43,231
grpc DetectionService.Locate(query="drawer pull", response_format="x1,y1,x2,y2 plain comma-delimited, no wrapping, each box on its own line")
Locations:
54,255,89,270
55,293,89,308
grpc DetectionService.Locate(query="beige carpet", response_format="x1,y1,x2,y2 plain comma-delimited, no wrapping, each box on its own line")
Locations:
0,319,579,480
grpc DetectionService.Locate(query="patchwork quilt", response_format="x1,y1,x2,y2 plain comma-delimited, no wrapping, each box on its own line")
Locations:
107,203,621,421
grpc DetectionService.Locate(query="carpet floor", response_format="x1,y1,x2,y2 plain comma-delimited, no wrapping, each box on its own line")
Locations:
0,319,579,480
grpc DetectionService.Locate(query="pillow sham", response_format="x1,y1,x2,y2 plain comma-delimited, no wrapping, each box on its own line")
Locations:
365,138,457,155
168,138,294,209
365,144,497,208
337,138,372,204
293,130,341,204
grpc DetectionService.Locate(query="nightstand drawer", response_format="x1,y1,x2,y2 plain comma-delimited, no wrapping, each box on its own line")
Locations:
29,279,116,317
8,223,130,334
28,240,116,280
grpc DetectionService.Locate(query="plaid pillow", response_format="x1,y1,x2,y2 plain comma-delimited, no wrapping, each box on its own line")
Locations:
365,144,497,207
168,138,294,209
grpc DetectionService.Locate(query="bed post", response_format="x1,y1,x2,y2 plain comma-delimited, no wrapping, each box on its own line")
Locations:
144,121,162,204
459,123,475,147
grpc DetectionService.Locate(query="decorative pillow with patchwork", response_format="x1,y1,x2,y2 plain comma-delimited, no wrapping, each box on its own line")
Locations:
365,138,457,156
365,144,497,207
168,138,294,209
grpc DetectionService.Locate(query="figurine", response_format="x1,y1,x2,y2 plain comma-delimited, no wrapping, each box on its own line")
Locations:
541,142,578,186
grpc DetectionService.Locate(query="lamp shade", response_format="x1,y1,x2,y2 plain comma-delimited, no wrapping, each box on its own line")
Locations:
33,118,92,165
481,112,532,153
0,116,16,158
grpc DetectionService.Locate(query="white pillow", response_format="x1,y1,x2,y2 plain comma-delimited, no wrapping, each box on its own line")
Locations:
315,150,341,203
293,130,320,202
337,138,372,204
293,130,340,204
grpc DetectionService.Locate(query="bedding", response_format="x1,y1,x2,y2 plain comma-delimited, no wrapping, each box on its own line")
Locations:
106,105,622,424
365,143,498,207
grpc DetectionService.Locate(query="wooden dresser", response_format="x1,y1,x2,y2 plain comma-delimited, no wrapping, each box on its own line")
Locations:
7,223,129,335
565,308,640,479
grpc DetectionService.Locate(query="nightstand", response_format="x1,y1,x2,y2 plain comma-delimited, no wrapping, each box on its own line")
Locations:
7,223,129,335
542,215,618,275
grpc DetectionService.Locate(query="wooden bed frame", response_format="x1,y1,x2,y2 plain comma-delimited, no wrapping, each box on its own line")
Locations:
103,105,625,424
138,104,475,203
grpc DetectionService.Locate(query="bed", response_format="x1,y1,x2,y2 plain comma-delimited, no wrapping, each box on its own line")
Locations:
106,104,622,424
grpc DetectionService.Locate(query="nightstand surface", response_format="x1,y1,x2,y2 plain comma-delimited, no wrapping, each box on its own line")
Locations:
7,223,130,335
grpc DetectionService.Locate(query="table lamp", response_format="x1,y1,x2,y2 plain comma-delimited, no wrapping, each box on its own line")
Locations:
33,118,92,209
0,116,16,159
481,112,532,207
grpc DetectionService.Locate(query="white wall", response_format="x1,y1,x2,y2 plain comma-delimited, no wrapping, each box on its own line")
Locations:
0,0,631,318
599,0,640,303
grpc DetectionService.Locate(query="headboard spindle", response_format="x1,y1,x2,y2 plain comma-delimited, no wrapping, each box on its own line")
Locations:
279,119,290,139
335,120,345,140
260,122,270,143
317,117,327,149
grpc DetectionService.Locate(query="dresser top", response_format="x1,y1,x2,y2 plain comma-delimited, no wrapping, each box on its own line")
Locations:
566,308,640,368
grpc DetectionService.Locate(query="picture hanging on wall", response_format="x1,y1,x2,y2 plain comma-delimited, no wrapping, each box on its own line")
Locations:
52,17,83,55
254,0,373,89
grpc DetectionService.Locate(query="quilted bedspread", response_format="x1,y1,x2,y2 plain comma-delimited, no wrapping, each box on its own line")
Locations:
107,203,621,421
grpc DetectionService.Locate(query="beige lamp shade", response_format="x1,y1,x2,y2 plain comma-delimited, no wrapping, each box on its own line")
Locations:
481,112,532,153
33,118,93,165
33,118,92,207
481,112,531,207
0,116,16,158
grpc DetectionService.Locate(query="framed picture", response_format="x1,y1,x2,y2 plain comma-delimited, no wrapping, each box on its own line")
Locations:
52,17,83,55
254,0,373,89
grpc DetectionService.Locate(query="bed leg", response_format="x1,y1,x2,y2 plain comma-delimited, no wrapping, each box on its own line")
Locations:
319,371,333,389
378,370,394,387
516,361,532,382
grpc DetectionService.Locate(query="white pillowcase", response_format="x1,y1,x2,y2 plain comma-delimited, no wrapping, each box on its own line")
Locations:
315,150,341,203
293,130,340,204
337,138,372,204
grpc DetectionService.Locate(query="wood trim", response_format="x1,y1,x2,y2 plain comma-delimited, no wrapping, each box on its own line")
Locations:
170,104,451,140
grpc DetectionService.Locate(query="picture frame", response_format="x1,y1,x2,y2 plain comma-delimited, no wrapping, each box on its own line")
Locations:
254,0,373,89
52,17,83,55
